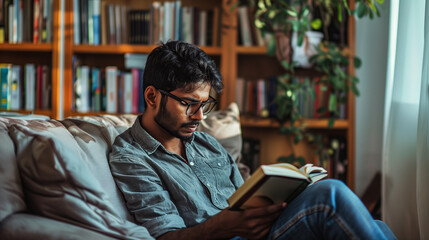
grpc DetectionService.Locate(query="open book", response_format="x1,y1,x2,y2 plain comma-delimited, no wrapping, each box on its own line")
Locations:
228,163,328,210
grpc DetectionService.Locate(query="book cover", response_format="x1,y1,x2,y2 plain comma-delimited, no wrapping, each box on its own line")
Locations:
24,63,35,111
114,4,121,44
0,0,4,43
228,163,327,210
0,65,11,110
237,6,252,46
73,0,80,44
92,0,100,45
91,67,100,112
10,65,20,110
150,2,160,44
235,77,245,113
123,72,132,114
106,66,117,113
174,0,181,41
41,65,50,109
87,0,93,44
181,6,193,44
80,0,88,44
131,68,139,113
198,10,207,46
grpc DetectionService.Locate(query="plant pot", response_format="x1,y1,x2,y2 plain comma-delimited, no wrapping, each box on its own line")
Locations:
292,31,324,68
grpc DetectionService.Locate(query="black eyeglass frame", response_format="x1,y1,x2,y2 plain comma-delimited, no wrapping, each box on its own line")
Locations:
158,89,217,116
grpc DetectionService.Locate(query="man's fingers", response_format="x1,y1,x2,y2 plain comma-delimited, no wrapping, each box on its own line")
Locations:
245,202,287,217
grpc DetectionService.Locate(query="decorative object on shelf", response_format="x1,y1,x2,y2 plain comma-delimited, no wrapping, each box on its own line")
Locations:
236,0,384,165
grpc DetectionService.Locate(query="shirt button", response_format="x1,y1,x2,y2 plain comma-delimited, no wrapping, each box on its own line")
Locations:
207,183,211,187
190,162,195,166
217,162,221,166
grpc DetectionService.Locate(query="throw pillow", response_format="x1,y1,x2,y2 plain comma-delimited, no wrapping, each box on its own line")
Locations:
8,119,153,240
0,118,26,222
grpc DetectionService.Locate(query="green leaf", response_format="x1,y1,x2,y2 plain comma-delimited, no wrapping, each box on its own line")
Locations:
268,10,276,19
297,32,304,46
317,106,327,114
375,5,381,17
294,133,303,144
328,118,335,128
265,0,272,7
258,0,266,10
267,37,276,56
328,94,337,111
357,2,365,18
286,8,297,17
281,60,290,70
337,3,343,22
342,0,352,15
354,57,362,68
311,19,322,30
230,1,240,11
351,84,361,96
376,0,385,4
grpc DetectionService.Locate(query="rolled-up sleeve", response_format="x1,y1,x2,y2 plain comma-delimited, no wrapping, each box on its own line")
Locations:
109,150,186,238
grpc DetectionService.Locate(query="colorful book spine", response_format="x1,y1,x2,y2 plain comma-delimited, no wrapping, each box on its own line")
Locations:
0,66,11,110
92,0,100,45
123,72,132,114
106,66,117,113
25,64,35,111
10,65,20,110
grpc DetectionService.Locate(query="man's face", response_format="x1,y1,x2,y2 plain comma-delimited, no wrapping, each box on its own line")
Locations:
154,83,211,141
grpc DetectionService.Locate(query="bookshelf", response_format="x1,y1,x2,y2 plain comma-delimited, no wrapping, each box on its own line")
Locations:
0,0,61,119
62,0,226,118
0,0,356,190
229,1,357,190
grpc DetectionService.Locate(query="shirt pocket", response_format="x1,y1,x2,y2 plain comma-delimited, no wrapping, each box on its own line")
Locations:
205,158,236,199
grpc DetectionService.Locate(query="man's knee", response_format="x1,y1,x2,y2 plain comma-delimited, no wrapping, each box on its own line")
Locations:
309,179,353,201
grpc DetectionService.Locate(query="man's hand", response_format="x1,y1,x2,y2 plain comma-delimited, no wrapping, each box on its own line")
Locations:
158,202,287,240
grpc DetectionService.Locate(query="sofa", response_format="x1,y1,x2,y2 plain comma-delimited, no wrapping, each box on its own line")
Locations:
0,103,246,239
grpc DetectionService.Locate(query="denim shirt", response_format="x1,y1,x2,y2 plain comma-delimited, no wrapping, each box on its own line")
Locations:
109,116,244,238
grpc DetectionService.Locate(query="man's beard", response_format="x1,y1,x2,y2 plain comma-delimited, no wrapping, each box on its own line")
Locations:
154,102,199,141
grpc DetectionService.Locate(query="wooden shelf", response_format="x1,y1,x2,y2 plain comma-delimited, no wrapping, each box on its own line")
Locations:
240,116,349,129
0,43,53,51
236,46,268,55
73,44,222,55
0,109,53,117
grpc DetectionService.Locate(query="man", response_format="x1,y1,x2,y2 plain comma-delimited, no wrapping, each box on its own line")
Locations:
109,41,396,240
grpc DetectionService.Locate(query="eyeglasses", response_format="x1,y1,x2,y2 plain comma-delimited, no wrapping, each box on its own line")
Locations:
158,89,217,116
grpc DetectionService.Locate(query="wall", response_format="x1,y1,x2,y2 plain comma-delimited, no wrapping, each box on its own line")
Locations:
354,0,391,197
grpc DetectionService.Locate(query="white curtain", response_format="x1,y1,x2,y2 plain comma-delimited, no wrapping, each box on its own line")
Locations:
382,0,429,239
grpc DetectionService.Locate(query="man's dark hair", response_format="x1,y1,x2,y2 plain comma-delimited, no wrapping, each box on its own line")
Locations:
142,41,223,107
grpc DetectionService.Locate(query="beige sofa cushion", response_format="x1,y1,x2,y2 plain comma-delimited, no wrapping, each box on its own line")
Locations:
8,119,153,240
0,118,26,222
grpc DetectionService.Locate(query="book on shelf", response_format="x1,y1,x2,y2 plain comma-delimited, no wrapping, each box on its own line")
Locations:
237,6,252,46
228,163,328,210
2,0,53,43
0,64,11,110
0,63,48,111
25,64,35,111
10,65,21,110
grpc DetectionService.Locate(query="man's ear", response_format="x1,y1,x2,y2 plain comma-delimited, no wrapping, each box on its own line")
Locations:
144,86,158,109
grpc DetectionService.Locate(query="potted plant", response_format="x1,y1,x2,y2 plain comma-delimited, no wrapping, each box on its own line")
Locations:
235,0,384,166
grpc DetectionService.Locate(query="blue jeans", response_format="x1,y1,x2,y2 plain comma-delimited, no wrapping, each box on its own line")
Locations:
232,179,396,240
